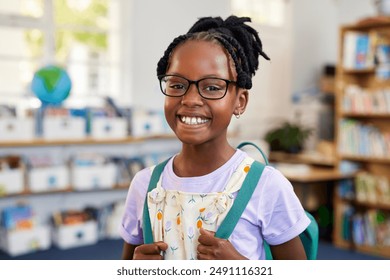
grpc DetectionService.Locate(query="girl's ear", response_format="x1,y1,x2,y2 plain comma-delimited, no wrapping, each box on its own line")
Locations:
234,89,249,116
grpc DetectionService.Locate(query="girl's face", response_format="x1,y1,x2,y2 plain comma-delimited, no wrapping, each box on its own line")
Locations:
164,40,247,147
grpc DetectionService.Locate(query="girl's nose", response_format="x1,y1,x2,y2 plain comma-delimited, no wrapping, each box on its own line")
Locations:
180,84,204,106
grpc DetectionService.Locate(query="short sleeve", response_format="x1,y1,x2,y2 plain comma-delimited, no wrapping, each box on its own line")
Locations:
119,167,152,245
258,167,311,245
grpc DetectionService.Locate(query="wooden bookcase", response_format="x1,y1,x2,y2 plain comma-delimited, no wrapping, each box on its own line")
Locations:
333,18,390,258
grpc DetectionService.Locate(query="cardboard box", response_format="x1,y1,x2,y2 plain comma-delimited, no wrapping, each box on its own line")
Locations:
0,225,51,257
91,118,128,140
43,117,86,140
0,168,24,195
28,165,69,193
71,163,117,191
52,221,98,249
0,118,34,141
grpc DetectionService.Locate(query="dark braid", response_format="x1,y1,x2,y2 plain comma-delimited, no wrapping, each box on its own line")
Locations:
156,15,270,89
156,34,189,77
213,34,252,89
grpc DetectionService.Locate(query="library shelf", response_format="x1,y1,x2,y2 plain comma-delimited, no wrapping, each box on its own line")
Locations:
334,18,390,259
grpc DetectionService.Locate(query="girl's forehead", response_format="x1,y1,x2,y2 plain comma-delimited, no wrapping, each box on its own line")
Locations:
175,39,225,55
168,39,236,77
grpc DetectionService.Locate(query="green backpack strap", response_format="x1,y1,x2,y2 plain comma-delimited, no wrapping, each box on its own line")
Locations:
215,160,265,239
237,141,269,165
142,157,171,244
215,141,268,239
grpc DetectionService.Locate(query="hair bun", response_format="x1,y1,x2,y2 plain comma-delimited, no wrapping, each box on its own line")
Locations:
157,15,269,90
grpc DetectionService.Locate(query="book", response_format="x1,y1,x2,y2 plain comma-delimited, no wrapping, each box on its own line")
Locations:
343,31,374,70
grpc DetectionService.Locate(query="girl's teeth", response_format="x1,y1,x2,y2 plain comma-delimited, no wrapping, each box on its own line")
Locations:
180,116,208,125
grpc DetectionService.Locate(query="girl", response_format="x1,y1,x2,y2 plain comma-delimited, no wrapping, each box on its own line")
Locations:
120,15,310,260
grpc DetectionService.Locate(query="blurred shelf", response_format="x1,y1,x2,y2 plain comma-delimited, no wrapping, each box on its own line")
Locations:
0,184,129,199
281,166,355,184
340,154,390,164
0,134,177,147
341,112,390,118
269,151,336,167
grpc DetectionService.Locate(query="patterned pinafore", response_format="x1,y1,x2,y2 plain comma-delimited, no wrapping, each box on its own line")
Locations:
146,156,254,260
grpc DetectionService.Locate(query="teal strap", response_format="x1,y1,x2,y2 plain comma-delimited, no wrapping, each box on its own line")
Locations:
215,160,265,239
142,158,171,244
237,141,269,165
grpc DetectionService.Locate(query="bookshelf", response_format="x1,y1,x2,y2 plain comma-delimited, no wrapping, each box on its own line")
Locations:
334,18,390,258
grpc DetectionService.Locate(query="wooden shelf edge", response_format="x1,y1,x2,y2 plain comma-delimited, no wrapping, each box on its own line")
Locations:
340,198,390,211
269,151,336,167
0,185,129,199
340,154,390,164
0,134,177,147
341,112,390,118
341,68,375,74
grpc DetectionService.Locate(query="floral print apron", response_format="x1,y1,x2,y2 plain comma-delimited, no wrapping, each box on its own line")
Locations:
146,156,254,260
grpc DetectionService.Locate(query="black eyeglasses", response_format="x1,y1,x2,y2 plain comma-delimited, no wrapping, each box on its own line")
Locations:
158,74,236,100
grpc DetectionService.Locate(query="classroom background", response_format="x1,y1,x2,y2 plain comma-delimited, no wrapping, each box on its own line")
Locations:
0,0,389,260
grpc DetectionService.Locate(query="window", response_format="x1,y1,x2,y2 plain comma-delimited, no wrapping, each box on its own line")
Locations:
0,0,127,110
231,0,287,27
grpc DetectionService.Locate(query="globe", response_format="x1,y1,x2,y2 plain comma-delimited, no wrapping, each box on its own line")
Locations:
31,65,72,104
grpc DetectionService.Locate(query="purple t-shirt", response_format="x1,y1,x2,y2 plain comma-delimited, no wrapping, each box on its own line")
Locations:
119,149,310,259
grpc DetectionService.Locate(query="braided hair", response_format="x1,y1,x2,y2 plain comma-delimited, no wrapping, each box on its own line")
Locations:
156,15,270,89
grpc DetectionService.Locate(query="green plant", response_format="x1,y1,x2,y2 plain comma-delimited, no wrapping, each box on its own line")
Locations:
264,121,313,153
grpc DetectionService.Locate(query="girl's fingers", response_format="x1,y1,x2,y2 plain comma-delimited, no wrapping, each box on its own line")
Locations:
198,228,216,246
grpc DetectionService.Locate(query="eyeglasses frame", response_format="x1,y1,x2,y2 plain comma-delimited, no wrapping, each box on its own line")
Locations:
158,74,237,100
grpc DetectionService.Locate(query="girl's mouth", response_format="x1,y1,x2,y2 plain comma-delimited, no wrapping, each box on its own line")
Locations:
179,115,210,125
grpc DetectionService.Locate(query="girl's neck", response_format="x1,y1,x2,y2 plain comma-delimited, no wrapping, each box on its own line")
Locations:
173,141,236,177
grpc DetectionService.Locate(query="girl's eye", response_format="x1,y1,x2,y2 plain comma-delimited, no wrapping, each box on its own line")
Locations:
169,83,186,90
204,85,221,92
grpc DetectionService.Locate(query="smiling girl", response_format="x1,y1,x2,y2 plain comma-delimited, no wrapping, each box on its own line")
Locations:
120,15,310,260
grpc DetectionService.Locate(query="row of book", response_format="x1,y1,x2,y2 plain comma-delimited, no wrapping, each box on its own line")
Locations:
355,172,390,205
342,84,390,114
341,206,390,247
337,173,390,206
343,31,375,70
339,119,390,158
342,30,390,76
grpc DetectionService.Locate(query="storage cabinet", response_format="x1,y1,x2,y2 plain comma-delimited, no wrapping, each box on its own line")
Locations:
334,18,390,258
0,135,179,257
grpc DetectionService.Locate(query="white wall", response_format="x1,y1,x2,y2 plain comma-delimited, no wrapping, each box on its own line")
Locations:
291,0,376,94
289,0,377,149
128,0,379,146
130,0,230,110
235,4,294,141
129,0,294,143
337,0,377,25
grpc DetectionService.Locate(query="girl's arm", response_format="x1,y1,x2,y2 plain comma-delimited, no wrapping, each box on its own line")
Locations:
122,242,137,260
269,236,307,260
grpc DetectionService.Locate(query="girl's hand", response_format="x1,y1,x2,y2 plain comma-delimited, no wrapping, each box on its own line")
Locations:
197,228,247,260
133,241,168,260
